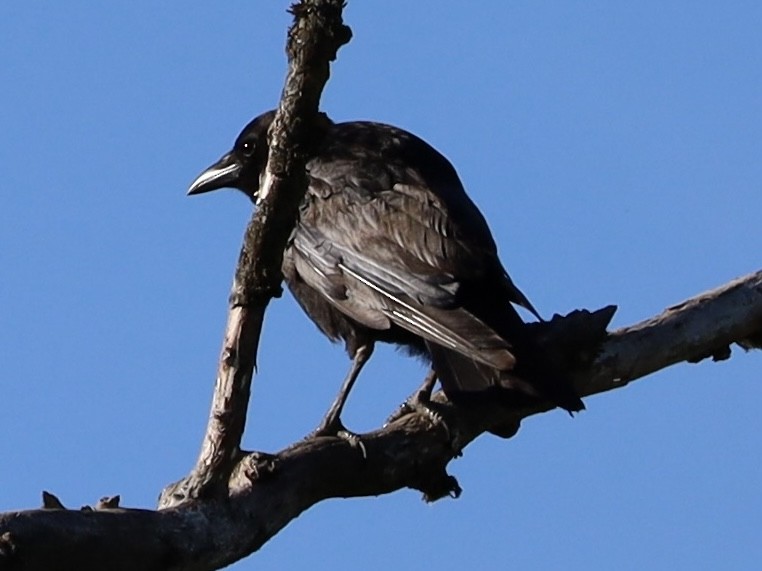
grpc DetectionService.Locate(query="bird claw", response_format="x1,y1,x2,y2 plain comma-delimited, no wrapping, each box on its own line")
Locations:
419,407,451,442
336,429,367,460
386,393,451,443
385,401,415,426
410,398,452,442
310,420,367,460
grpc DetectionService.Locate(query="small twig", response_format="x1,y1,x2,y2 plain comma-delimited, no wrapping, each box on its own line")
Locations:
41,491,66,510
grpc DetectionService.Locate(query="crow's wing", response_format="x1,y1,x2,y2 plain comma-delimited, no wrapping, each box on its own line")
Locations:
289,150,534,374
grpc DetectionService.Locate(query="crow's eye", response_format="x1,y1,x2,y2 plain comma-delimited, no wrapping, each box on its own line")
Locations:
240,140,255,157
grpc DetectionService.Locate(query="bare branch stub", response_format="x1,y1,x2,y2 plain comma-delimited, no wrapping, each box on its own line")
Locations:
41,491,66,510
160,0,351,506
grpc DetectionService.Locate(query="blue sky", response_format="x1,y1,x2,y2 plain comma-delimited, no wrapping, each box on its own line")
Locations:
1,2,761,570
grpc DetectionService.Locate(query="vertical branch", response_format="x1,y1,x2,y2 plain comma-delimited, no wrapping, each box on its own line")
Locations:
161,0,351,506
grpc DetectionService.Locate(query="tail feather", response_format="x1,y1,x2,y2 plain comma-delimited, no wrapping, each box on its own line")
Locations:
428,342,584,413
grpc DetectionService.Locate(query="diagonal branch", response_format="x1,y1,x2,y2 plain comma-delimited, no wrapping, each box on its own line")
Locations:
162,0,352,503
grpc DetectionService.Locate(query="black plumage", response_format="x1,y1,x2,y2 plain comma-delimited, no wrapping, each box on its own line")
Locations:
188,110,583,435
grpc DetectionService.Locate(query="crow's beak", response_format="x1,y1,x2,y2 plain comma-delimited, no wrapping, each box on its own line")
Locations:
187,152,242,196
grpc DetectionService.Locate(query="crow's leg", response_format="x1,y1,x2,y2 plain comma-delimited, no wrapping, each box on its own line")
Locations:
408,368,438,407
311,343,374,458
385,369,449,437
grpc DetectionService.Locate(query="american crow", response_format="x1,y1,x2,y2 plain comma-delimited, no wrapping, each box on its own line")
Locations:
188,110,583,437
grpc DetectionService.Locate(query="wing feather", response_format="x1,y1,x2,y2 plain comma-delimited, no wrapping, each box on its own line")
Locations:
289,168,530,372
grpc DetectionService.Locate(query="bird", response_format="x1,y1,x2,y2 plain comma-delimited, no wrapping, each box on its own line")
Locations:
188,109,583,439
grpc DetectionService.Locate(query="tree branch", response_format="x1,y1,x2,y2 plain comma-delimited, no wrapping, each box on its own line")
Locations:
1,270,760,570
162,0,351,503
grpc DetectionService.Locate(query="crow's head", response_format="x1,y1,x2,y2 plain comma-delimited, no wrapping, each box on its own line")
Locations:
187,110,275,202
